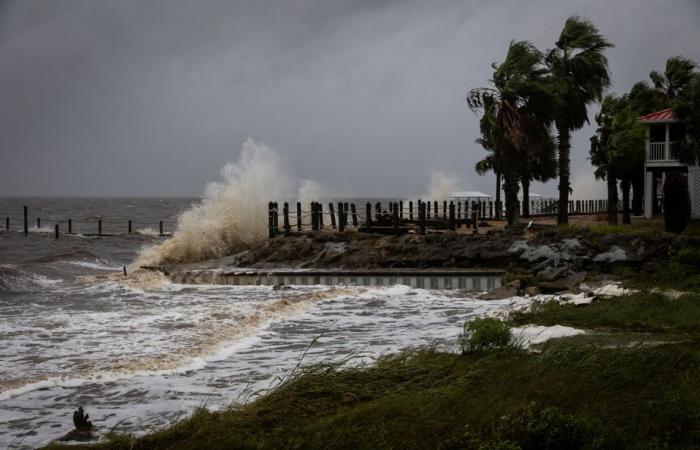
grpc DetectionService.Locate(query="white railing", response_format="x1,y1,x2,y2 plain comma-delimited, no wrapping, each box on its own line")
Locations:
648,142,679,162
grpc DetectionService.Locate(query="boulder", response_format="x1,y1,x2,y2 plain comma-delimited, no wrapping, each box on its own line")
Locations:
538,265,567,281
524,286,541,296
477,285,518,300
539,271,587,292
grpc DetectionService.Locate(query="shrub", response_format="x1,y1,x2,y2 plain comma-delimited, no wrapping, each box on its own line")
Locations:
460,318,511,353
663,172,691,233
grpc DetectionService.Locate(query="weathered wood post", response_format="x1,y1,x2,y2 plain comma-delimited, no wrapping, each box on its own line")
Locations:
442,201,447,220
98,219,102,236
54,224,59,239
68,219,72,234
388,202,393,214
159,221,164,236
37,217,41,229
457,201,461,220
329,203,337,229
350,203,358,227
273,202,280,232
318,203,324,229
310,202,317,231
283,202,291,234
338,202,345,232
128,220,131,234
472,211,479,235
399,200,404,219
23,206,28,236
5,217,9,231
296,202,302,231
419,202,426,235
434,201,439,219
375,202,381,217
344,202,349,226
269,202,275,237
449,201,455,231
409,201,414,221
489,201,494,218
365,202,372,229
393,202,399,233
426,200,431,219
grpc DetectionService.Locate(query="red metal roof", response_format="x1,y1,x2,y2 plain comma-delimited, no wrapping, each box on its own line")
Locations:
638,108,676,122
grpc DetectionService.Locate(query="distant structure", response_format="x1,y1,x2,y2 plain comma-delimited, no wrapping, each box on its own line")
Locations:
638,109,700,218
450,191,491,203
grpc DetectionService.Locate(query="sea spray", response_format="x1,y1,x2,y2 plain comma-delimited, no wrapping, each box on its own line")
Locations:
426,169,461,200
135,139,294,267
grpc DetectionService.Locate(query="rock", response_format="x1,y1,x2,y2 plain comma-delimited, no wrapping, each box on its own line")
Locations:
524,286,540,296
538,265,567,281
593,246,627,263
58,429,95,442
539,271,587,292
477,286,518,300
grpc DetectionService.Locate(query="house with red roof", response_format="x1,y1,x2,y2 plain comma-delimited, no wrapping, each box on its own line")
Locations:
638,108,700,218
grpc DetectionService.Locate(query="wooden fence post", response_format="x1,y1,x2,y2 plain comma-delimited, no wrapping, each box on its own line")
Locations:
296,202,302,231
5,217,8,231
283,202,291,234
399,201,404,219
159,221,164,236
427,200,431,219
409,201,414,221
127,220,131,234
55,224,59,240
375,202,382,217
343,202,349,226
23,206,28,236
329,203,337,229
350,203,358,227
338,202,345,232
37,217,41,229
318,203,324,229
269,202,275,237
449,201,455,231
472,211,479,235
98,219,102,236
68,219,72,234
392,202,399,233
419,202,426,235
489,201,494,219
442,201,447,220
434,201,439,219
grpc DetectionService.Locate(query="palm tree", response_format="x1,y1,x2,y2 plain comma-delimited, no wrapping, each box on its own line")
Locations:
474,116,503,219
590,95,622,224
521,133,557,218
546,16,613,224
650,56,697,107
468,41,554,226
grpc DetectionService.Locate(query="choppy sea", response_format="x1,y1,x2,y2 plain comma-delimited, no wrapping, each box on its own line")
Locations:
0,197,527,449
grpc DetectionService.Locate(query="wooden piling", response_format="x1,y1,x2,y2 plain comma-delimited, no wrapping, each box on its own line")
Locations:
296,202,302,231
54,224,59,239
5,217,8,231
489,201,494,218
318,203,324,229
399,201,404,219
98,219,102,236
392,202,399,233
68,219,72,234
159,221,164,236
338,202,345,232
128,220,131,234
419,202,426,235
273,202,280,232
269,202,275,237
344,202,349,225
283,202,291,234
375,202,381,216
409,201,414,221
329,203,337,229
449,201,455,231
350,203,358,227
23,206,28,236
472,211,479,235
427,200,431,219
37,217,41,229
434,201,438,219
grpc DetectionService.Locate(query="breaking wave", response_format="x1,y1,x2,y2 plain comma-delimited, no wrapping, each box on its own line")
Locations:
135,139,298,267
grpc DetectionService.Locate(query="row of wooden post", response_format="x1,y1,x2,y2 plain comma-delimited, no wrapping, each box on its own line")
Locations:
5,206,167,238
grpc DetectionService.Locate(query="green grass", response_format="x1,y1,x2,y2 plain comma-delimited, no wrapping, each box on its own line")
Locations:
510,291,700,334
46,342,700,450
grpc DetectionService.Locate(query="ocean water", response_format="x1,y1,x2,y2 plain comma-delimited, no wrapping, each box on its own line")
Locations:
0,197,527,449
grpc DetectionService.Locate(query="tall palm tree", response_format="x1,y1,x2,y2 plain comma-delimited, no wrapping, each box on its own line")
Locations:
650,56,697,107
468,41,554,226
474,116,503,219
590,95,622,225
546,16,613,224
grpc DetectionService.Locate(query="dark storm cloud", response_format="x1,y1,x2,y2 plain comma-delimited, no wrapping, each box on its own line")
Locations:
1,0,699,197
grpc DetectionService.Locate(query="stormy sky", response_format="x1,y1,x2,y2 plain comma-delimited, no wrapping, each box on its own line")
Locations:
1,0,699,198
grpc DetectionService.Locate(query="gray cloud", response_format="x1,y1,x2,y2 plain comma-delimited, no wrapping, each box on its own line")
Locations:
1,0,698,197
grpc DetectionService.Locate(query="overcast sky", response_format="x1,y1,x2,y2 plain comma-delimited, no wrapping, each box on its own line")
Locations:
1,0,699,198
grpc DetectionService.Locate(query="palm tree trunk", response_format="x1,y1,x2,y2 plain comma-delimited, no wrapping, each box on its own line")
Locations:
606,169,618,225
557,127,570,225
503,173,520,226
495,171,502,220
621,178,631,225
522,178,530,218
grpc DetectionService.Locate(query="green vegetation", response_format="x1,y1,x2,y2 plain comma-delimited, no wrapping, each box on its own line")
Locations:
460,317,512,353
664,172,692,233
511,291,700,334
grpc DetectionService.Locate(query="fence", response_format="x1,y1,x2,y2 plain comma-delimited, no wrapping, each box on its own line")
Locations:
268,198,610,237
1,206,176,239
